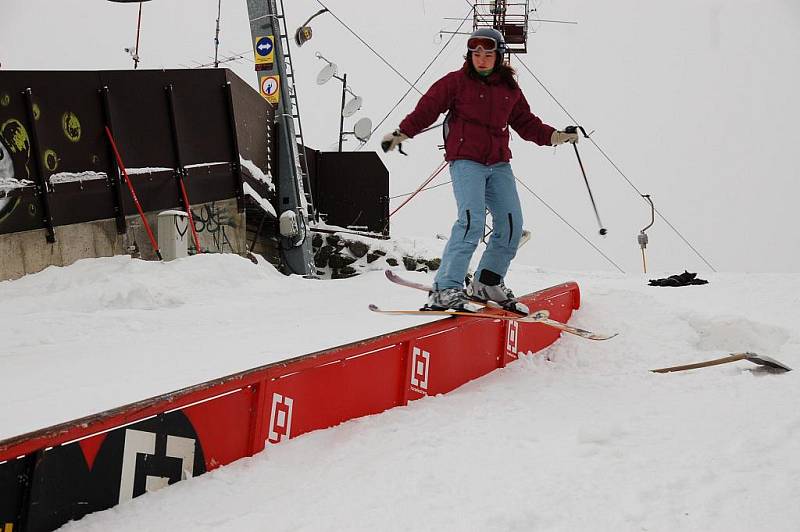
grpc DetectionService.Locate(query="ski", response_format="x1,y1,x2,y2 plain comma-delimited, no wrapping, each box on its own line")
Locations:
382,270,617,341
385,269,527,315
368,304,615,340
369,304,550,322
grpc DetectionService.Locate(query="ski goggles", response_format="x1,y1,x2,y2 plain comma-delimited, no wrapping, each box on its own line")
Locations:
467,36,498,52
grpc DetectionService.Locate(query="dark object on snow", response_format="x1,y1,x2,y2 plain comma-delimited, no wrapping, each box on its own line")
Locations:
652,352,791,373
649,270,708,287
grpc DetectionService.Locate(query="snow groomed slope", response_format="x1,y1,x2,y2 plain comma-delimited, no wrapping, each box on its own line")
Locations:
0,280,579,531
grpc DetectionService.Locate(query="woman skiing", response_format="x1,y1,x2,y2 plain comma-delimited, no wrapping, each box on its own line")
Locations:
382,27,578,313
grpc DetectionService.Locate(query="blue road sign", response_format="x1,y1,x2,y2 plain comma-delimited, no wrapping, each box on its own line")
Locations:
256,36,274,57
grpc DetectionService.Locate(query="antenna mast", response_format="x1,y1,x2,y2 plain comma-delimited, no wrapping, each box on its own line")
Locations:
214,0,222,68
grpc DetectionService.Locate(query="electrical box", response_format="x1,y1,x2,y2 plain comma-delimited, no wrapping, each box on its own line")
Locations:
158,210,189,261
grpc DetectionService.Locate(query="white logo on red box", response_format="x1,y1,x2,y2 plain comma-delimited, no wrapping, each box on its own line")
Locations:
410,347,430,394
118,429,195,503
268,393,294,444
506,321,519,358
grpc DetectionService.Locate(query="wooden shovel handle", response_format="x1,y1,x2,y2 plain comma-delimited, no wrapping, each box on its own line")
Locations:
651,353,749,373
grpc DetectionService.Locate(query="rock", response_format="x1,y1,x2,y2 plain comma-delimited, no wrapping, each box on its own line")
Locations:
372,249,387,257
312,233,323,249
325,234,343,248
386,257,399,267
367,252,381,264
403,256,418,271
314,245,335,268
332,265,358,279
328,252,357,269
347,239,369,258
423,258,441,271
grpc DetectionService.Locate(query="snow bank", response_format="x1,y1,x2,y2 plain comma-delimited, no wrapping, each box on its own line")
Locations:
1,254,798,530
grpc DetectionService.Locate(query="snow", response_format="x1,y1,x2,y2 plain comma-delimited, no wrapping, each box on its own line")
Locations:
2,0,800,529
242,181,276,217
49,171,107,184
240,157,274,192
125,167,173,175
1,253,798,531
0,177,33,194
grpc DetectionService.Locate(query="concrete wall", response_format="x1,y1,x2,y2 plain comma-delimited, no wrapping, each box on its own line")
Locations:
0,198,245,281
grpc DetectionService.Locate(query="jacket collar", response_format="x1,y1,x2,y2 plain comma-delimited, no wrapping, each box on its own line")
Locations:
461,63,501,84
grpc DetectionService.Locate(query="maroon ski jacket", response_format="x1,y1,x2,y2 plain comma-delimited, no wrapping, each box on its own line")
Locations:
399,65,555,166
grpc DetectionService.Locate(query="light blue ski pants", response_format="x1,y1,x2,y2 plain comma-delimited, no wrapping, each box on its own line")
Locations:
433,160,523,290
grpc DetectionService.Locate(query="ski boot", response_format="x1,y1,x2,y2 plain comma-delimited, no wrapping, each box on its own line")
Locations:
466,270,529,315
423,287,481,313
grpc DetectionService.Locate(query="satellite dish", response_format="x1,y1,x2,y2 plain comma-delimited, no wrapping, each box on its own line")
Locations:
342,95,363,118
353,117,372,142
316,63,337,85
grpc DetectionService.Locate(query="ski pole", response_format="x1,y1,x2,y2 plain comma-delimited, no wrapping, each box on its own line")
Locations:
565,126,607,236
104,126,162,260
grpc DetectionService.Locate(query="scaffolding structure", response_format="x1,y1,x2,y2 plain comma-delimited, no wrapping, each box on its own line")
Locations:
472,0,530,55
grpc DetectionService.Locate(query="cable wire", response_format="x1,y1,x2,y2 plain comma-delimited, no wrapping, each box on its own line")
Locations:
466,0,716,271
390,179,452,200
512,56,717,272
362,6,475,147
514,177,626,273
315,0,423,95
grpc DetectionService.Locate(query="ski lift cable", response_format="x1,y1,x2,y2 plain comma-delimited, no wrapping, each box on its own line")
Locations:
390,179,453,200
388,164,625,273
359,6,475,148
315,1,423,96
467,0,715,272
514,177,626,274
514,57,717,272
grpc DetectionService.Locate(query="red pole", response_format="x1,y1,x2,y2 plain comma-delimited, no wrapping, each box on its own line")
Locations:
389,160,448,218
104,126,162,260
177,176,203,253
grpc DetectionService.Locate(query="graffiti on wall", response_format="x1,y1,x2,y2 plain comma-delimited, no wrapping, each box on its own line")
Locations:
0,92,91,231
0,137,22,224
191,201,236,253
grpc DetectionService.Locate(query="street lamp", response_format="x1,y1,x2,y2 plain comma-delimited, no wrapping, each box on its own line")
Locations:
315,53,371,151
295,8,329,47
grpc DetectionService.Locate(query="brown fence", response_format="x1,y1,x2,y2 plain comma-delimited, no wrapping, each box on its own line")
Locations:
0,68,271,239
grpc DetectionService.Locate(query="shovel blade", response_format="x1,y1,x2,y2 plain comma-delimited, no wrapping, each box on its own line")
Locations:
744,352,792,372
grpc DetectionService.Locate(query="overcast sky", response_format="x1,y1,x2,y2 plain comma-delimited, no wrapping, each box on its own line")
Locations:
2,0,799,273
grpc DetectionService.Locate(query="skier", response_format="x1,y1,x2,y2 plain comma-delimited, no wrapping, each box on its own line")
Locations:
382,27,579,313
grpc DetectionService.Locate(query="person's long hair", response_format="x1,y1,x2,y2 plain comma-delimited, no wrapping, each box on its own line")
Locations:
464,51,519,90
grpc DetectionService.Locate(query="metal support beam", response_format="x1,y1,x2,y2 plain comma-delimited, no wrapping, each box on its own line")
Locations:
223,81,245,213
99,86,128,235
246,0,314,276
22,88,56,243
165,83,203,253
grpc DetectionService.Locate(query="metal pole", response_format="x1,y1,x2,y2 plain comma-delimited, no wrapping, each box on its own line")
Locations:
99,86,127,235
338,73,347,152
134,1,143,69
214,0,222,68
165,84,203,254
246,0,314,275
23,88,56,243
